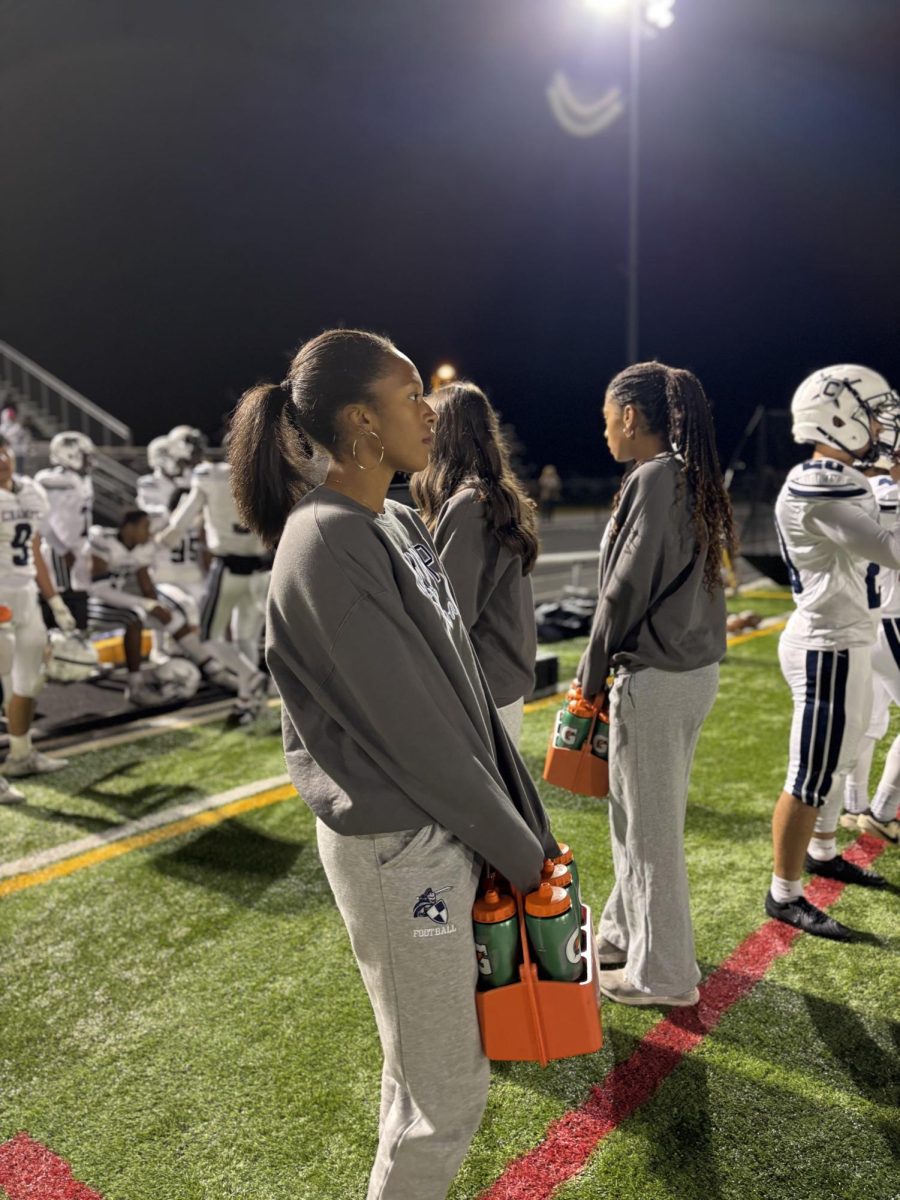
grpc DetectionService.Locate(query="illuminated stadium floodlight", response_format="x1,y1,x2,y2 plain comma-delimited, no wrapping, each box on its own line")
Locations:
548,0,677,362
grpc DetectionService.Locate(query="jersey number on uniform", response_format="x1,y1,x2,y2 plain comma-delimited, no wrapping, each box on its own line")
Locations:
11,521,31,567
171,533,202,564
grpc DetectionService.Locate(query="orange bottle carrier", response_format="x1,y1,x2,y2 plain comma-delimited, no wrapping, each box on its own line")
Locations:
543,699,610,799
474,883,603,1067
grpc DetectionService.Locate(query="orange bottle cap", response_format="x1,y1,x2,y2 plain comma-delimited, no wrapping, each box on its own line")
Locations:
540,859,573,888
524,882,571,917
554,843,573,866
472,887,516,923
0,605,11,623
569,697,596,718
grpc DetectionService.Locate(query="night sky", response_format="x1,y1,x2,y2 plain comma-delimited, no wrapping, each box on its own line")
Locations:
2,0,898,478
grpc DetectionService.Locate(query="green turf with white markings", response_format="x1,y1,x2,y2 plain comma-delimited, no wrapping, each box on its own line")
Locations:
1,598,898,1199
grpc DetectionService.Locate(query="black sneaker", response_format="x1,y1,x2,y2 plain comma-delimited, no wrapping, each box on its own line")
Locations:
764,892,854,941
804,853,886,889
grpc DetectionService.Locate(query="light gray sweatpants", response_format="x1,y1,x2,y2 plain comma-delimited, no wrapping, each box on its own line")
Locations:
599,663,719,996
316,820,488,1200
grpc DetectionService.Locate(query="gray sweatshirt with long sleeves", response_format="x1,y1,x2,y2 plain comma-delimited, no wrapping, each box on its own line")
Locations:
578,454,726,697
266,486,556,893
432,487,537,707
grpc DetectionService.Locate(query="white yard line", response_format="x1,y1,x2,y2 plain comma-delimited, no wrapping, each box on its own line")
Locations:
0,773,291,880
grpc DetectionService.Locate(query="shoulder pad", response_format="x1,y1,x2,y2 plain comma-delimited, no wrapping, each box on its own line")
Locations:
788,461,869,501
872,474,900,511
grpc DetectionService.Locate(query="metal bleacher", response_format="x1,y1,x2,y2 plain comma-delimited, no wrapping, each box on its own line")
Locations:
0,339,141,523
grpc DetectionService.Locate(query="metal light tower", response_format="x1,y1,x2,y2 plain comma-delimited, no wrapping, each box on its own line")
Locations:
548,0,676,365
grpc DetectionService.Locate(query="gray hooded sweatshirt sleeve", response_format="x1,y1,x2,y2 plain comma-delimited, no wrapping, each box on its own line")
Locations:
578,455,726,697
266,486,556,893
432,488,537,707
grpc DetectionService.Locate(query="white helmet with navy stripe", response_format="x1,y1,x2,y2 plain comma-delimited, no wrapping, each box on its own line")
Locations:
791,364,898,463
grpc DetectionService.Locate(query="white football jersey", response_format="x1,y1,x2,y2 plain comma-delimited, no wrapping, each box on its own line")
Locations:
0,476,49,589
137,470,205,586
136,471,180,514
89,525,156,593
163,461,266,558
33,466,94,555
775,458,900,648
871,475,900,617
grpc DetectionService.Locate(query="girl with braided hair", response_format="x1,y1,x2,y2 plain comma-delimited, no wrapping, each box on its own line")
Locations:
411,381,538,743
578,361,735,1007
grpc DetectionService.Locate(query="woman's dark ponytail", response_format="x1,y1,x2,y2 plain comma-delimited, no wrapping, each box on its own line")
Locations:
229,328,397,548
229,381,314,547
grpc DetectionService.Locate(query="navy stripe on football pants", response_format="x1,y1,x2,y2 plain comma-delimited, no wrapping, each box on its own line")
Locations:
791,649,849,805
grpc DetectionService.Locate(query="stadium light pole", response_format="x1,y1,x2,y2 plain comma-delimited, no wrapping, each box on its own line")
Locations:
549,0,675,364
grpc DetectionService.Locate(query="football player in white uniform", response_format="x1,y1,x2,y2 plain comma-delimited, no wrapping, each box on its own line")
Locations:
137,435,207,605
89,510,225,707
841,472,900,843
34,431,95,630
158,455,269,722
0,433,76,797
768,365,900,939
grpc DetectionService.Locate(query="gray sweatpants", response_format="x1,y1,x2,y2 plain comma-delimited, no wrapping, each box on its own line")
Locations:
599,663,719,996
316,820,488,1200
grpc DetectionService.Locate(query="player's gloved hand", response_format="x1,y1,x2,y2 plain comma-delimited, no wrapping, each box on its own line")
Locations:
48,594,77,632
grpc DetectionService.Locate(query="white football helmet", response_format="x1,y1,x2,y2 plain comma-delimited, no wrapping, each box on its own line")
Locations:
150,658,201,701
45,630,101,683
167,425,207,469
49,431,96,473
791,365,899,463
147,435,181,479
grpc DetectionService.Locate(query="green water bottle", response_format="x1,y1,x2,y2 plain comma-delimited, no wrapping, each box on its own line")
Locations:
472,887,519,988
524,883,583,983
591,715,609,760
553,843,580,907
540,857,575,902
553,705,592,750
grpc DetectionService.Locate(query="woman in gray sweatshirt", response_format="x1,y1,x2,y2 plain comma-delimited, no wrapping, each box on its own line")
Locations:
411,381,538,744
579,362,734,1010
229,329,557,1200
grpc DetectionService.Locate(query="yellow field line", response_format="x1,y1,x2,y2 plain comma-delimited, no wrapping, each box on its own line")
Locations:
727,620,787,646
524,619,788,713
0,783,296,900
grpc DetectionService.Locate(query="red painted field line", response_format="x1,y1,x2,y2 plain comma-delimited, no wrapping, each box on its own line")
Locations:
0,1133,103,1200
481,834,886,1200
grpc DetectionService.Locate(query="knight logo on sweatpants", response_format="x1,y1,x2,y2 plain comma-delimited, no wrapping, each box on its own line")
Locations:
413,886,453,925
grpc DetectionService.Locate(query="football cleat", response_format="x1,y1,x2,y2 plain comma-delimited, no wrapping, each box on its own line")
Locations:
765,892,854,941
804,853,886,888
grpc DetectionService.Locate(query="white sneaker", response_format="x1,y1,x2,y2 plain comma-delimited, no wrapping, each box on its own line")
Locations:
3,750,69,778
0,776,26,804
857,810,900,845
599,968,699,1008
839,810,863,831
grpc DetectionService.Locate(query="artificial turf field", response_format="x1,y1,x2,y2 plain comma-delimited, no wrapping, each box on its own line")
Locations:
1,591,898,1200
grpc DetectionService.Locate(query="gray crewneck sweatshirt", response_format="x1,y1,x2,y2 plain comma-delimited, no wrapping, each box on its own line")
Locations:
432,487,537,707
578,454,726,697
266,486,557,893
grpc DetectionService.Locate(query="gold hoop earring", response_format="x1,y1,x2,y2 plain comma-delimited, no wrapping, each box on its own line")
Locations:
352,430,385,471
